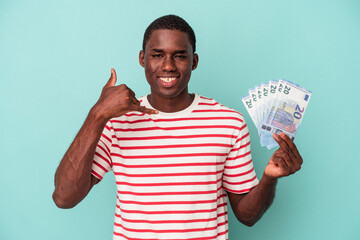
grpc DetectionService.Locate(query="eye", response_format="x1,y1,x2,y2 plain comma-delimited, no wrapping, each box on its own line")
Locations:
175,55,187,59
152,54,162,58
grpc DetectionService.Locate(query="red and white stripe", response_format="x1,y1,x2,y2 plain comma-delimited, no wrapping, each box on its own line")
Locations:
92,94,259,240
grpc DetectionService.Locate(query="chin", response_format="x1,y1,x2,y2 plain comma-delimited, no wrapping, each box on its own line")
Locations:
151,86,181,98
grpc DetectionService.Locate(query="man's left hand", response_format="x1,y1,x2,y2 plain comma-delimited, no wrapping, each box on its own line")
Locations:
264,132,303,180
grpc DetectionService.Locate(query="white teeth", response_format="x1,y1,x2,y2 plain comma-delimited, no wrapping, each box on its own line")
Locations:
159,77,176,83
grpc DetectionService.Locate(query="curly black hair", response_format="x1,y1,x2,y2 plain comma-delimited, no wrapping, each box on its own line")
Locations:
143,15,196,53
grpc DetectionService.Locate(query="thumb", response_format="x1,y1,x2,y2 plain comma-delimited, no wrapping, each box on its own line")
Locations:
106,68,117,87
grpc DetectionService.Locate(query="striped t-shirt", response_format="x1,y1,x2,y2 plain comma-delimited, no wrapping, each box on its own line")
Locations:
91,94,259,240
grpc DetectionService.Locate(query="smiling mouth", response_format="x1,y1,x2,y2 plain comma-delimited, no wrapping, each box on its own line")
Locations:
159,77,177,83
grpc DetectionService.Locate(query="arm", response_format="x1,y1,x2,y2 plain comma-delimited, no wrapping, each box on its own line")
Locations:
52,69,157,209
227,132,303,226
52,107,107,209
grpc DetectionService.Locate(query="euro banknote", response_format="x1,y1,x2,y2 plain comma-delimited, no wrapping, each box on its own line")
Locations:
242,79,312,149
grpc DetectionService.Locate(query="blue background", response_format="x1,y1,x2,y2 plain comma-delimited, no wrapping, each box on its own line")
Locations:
1,0,359,239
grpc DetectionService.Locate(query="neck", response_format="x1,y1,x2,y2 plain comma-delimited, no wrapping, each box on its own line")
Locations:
147,91,194,113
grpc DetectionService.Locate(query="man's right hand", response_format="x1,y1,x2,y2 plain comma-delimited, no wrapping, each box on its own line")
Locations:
53,68,158,209
93,68,158,120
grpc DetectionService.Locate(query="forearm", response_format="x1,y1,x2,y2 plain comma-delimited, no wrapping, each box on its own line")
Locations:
52,69,159,208
53,106,108,208
229,133,303,226
230,174,277,226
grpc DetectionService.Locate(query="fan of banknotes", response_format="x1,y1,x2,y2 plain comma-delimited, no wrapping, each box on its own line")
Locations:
242,79,312,149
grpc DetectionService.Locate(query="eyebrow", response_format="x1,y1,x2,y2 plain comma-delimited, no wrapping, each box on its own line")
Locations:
151,48,188,54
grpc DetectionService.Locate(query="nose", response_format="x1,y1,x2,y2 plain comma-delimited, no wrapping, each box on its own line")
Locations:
162,56,176,72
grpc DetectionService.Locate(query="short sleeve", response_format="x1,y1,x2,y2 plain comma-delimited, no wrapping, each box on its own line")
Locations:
223,120,259,194
91,121,114,182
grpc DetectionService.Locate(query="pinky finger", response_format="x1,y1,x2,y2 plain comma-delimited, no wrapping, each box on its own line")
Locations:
140,106,159,114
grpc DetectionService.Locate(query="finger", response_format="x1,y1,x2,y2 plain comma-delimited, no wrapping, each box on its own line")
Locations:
278,133,298,162
273,134,300,168
272,156,290,174
134,105,158,114
273,133,291,153
129,95,141,106
127,87,136,98
276,134,296,156
273,152,299,174
279,132,302,163
273,149,282,155
105,68,117,87
120,84,137,104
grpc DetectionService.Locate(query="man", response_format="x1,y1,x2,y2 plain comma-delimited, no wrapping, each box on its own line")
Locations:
53,15,303,239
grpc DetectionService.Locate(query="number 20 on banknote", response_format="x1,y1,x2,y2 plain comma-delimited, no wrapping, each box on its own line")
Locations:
260,80,312,139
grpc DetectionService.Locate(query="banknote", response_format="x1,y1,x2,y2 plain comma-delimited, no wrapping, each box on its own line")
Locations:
248,87,260,125
260,83,269,121
242,79,311,149
255,85,263,122
260,80,312,139
241,94,258,128
258,79,287,146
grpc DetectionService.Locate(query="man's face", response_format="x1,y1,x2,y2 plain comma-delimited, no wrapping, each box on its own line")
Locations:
139,29,198,100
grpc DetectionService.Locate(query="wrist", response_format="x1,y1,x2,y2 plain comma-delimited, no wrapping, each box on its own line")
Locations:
89,104,109,123
261,173,278,185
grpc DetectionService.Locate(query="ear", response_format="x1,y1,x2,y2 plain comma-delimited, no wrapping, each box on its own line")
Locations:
192,53,199,70
139,50,145,68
